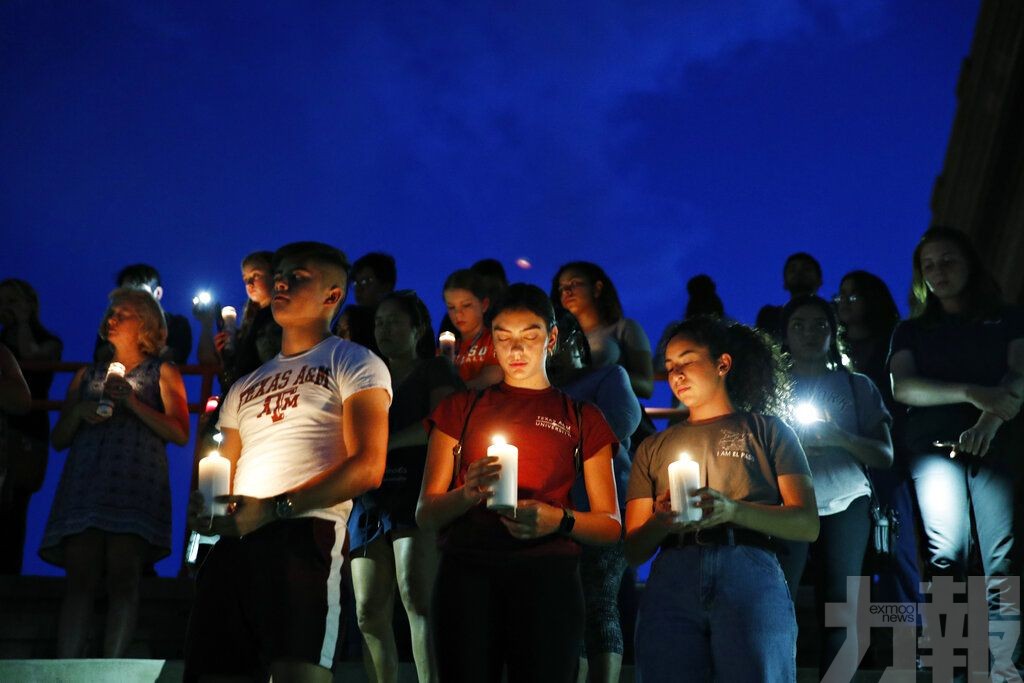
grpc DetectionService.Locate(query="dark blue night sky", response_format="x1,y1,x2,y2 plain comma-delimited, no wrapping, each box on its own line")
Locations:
2,1,979,575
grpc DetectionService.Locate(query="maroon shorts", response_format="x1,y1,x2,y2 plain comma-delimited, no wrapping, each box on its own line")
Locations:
183,517,348,680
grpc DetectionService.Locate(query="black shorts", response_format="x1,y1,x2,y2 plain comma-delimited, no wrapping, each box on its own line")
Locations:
183,517,348,680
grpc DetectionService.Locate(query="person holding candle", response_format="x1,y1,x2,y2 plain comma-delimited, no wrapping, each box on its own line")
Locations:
349,290,462,683
196,250,282,393
777,294,894,679
183,241,392,683
417,283,621,682
442,268,503,391
40,287,190,658
625,317,819,682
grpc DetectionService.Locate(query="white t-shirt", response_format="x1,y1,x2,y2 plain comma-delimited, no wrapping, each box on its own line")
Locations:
792,369,891,515
218,336,392,523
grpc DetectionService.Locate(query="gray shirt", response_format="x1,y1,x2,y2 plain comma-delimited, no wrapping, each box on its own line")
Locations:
627,412,811,507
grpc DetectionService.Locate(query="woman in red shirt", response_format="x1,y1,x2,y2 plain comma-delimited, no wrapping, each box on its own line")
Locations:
417,283,621,682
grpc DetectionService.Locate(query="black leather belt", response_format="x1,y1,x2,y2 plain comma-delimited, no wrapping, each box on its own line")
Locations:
661,526,775,552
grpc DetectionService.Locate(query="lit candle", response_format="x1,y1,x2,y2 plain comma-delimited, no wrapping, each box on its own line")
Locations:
221,306,238,352
439,331,456,360
96,361,126,417
193,291,213,306
198,449,231,517
486,435,518,512
668,452,701,522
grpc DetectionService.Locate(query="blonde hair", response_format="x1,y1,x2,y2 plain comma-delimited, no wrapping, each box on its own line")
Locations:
99,287,168,356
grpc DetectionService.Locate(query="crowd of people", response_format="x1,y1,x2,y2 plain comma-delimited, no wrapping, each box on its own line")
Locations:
0,226,1021,681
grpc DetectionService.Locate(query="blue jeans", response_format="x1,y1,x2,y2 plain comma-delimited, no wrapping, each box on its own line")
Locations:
635,544,797,683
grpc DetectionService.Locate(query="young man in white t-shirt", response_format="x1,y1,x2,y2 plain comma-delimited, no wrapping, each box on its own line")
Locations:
184,241,391,683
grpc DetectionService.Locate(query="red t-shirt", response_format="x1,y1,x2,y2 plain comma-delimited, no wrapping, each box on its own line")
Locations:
454,329,499,383
427,383,617,560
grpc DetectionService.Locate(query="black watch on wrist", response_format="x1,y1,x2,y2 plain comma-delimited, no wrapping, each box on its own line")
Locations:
557,507,576,536
274,493,295,520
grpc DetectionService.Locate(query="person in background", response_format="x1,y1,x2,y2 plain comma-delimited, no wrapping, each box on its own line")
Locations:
95,264,192,364
777,294,893,679
350,291,461,683
835,270,921,623
196,251,282,393
334,304,381,357
351,252,397,308
655,273,730,369
0,344,32,527
0,278,62,574
626,317,818,682
442,269,503,391
417,284,621,682
889,227,1024,674
756,252,823,339
438,258,509,337
551,261,653,400
42,288,189,658
547,309,641,683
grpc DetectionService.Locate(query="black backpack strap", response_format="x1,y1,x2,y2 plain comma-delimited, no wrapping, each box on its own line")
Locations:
450,389,486,489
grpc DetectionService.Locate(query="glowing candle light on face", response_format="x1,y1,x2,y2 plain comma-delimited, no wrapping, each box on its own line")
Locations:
198,450,231,517
486,435,518,512
439,331,456,360
668,452,701,522
96,362,126,417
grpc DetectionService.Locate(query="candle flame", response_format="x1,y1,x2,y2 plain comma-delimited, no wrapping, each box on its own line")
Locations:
678,451,691,463
492,435,506,446
207,450,220,459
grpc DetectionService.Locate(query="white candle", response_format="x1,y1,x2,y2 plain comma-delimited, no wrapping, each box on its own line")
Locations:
668,452,701,522
486,435,518,511
96,362,127,418
198,450,232,517
439,331,456,360
221,306,238,352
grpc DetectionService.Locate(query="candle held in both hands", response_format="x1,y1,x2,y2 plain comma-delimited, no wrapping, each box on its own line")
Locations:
486,435,518,512
668,453,701,522
96,361,127,418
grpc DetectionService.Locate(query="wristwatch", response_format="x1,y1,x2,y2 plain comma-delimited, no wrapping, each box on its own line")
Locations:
274,492,295,520
557,507,576,536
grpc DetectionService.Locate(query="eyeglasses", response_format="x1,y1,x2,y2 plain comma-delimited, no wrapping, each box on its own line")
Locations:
832,294,860,305
108,311,140,323
557,280,588,296
355,276,376,288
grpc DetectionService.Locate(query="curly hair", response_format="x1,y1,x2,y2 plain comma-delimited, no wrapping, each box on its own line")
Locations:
99,287,168,357
665,317,791,417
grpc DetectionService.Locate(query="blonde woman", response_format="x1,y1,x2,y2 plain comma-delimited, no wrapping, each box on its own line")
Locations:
42,288,189,657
